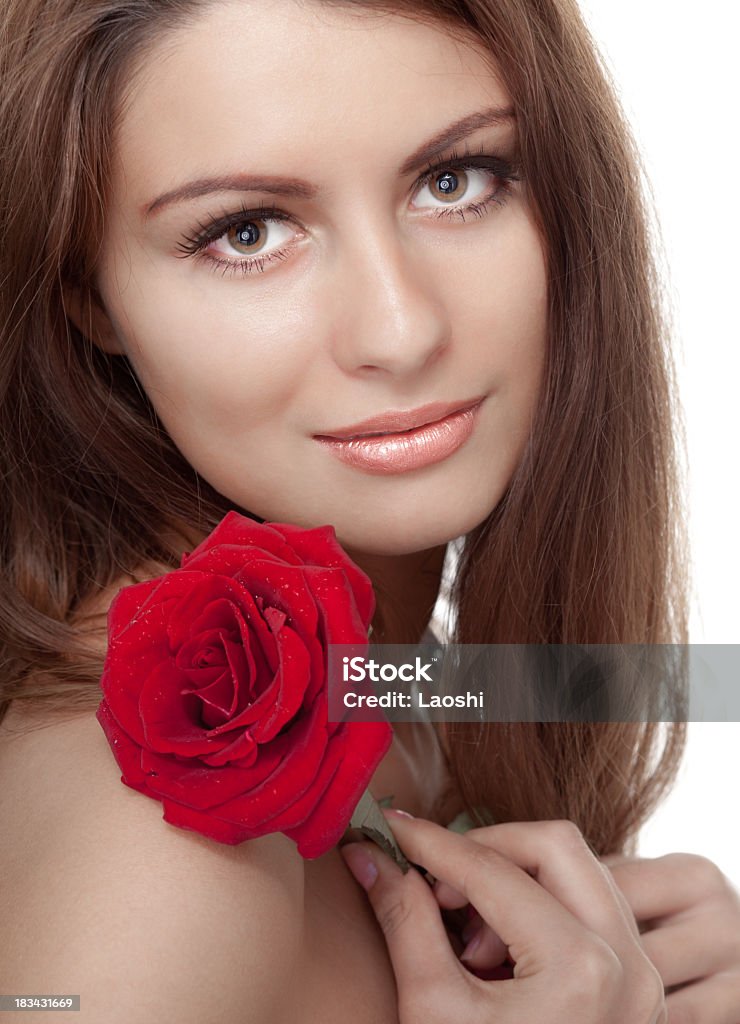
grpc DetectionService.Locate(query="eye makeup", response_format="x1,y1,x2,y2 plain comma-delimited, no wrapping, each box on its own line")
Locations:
174,141,523,278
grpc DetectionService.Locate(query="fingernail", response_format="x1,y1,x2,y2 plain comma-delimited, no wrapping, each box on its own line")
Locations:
340,842,379,891
384,808,414,819
460,928,483,963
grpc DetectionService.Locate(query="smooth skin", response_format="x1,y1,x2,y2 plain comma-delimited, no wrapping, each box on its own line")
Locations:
600,853,740,1021
65,1,740,1019
73,0,549,628
376,817,740,1023
341,810,668,1023
68,0,550,845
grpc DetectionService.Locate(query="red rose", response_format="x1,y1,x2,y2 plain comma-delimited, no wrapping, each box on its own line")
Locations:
95,511,392,858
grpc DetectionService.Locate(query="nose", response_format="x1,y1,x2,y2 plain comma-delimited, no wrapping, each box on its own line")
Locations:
330,217,452,377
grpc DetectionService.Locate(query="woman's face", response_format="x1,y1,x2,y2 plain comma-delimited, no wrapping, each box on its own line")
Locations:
92,0,547,556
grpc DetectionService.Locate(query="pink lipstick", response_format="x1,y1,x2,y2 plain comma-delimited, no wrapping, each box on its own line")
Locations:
314,396,484,475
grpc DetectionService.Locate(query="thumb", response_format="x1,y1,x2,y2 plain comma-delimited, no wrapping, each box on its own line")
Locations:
339,841,462,993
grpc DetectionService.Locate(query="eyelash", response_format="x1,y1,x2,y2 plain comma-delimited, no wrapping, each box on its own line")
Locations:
175,143,522,278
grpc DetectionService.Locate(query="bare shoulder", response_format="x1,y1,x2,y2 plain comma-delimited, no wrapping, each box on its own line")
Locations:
0,707,305,1023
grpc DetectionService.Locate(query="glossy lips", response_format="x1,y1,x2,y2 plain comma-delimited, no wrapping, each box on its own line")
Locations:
314,398,484,474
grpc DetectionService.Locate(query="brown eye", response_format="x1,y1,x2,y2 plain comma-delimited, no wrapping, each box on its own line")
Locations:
429,169,469,203
225,219,268,254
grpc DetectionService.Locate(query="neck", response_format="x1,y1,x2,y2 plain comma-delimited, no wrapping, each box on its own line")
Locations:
342,542,447,646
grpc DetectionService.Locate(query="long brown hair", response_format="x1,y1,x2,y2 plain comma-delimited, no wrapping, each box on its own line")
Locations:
0,0,689,856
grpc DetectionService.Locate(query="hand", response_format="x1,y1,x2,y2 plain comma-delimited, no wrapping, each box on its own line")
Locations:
600,851,740,1023
339,810,666,1024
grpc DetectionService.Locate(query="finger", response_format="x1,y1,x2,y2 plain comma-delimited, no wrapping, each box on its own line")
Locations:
435,841,642,952
442,817,641,959
458,916,509,970
435,851,634,908
466,823,644,946
665,969,740,1024
434,830,640,945
434,878,467,909
339,840,465,994
640,905,740,989
379,810,625,966
434,893,510,969
605,853,730,923
597,855,640,930
602,869,642,942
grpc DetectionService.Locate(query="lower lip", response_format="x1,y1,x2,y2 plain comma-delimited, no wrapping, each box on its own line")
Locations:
314,400,484,475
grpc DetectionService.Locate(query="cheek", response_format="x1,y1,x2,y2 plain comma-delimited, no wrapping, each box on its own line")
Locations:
447,217,548,457
101,265,315,437
491,236,549,409
446,214,548,383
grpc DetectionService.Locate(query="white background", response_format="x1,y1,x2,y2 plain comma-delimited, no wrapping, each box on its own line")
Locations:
577,1,739,888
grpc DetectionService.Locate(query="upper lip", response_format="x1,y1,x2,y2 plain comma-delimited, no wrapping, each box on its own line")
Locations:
315,395,485,439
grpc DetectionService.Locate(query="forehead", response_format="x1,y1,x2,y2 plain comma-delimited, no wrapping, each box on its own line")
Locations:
111,0,511,203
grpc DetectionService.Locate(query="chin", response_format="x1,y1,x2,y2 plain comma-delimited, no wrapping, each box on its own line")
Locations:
227,472,502,556
330,492,497,557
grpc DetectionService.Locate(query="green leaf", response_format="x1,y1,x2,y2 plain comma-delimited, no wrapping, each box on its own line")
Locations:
341,788,412,873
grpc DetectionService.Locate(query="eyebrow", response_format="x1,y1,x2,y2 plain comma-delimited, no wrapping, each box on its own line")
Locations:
142,104,515,219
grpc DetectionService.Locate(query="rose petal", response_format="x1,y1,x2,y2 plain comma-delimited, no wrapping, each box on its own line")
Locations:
232,557,320,641
105,577,166,642
199,728,259,767
233,604,275,682
183,664,229,689
166,577,274,659
263,605,287,634
247,731,348,836
107,571,198,644
191,678,235,730
180,594,280,698
221,630,256,702
182,543,300,584
101,573,214,750
271,522,375,627
246,624,312,742
190,629,253,726
181,514,304,569
206,697,329,827
160,798,258,845
139,741,281,809
301,566,370,645
138,661,224,756
96,698,148,787
175,626,229,671
99,605,172,748
97,511,384,858
283,720,393,857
